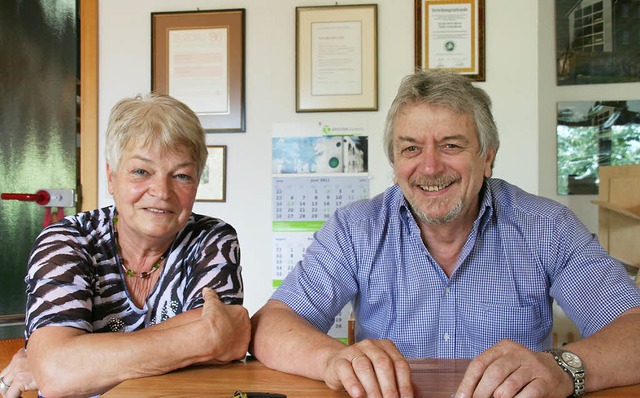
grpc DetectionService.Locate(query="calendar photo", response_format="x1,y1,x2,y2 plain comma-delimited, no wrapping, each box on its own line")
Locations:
272,136,368,174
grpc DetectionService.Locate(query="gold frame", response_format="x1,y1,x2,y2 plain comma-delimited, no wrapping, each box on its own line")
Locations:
152,9,246,132
296,4,378,112
415,0,485,81
196,145,227,202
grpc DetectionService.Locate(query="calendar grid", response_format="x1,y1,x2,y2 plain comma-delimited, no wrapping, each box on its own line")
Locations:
272,174,369,340
273,174,369,221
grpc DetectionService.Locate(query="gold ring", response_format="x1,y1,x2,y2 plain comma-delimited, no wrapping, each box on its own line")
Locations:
351,354,366,365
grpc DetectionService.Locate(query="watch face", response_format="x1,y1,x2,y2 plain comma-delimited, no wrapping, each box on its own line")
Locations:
561,352,583,368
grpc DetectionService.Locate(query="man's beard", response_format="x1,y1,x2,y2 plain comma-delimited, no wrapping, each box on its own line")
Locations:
408,195,464,225
405,174,464,225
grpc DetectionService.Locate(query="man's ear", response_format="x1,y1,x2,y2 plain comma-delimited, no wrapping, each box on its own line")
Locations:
484,149,497,178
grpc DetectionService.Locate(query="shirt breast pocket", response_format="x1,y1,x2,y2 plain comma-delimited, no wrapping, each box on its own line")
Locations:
464,302,548,355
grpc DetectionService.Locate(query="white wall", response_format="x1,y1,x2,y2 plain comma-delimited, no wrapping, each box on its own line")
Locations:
98,0,639,316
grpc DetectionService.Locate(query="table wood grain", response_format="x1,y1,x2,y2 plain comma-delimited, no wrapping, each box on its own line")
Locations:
104,356,640,398
103,357,349,398
2,342,639,397
0,338,37,398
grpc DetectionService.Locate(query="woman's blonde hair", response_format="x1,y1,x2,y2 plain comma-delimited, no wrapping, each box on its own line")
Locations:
105,92,208,178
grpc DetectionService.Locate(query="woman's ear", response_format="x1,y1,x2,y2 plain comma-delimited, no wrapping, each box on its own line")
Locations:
106,163,114,195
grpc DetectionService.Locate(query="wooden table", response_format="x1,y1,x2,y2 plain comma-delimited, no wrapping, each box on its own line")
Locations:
104,356,640,398
104,357,349,398
0,338,37,398
2,341,639,397
105,357,469,397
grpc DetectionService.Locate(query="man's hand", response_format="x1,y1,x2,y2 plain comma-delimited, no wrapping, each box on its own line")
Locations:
0,348,37,398
323,339,413,398
199,287,251,364
455,340,574,398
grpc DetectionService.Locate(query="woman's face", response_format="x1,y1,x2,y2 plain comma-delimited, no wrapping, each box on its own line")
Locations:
107,139,199,245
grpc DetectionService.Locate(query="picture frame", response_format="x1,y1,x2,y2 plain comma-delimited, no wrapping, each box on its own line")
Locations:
414,0,485,81
555,0,640,85
556,100,640,195
196,145,227,202
295,4,378,112
152,9,246,133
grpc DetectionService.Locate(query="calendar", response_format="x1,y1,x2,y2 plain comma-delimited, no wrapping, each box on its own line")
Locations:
271,174,368,340
272,224,355,342
271,123,369,341
272,232,315,283
271,174,369,285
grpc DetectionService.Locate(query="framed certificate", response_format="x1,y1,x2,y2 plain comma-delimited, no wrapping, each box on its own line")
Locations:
152,9,246,132
415,0,485,81
196,145,226,202
296,4,378,112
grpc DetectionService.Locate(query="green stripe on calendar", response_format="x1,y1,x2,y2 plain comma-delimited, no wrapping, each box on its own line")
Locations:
272,221,324,232
335,337,348,344
273,279,283,289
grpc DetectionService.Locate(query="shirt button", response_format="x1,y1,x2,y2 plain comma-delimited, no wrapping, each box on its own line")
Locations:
443,332,450,341
445,287,451,295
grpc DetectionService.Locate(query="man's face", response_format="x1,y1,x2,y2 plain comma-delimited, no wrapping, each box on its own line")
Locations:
392,102,495,225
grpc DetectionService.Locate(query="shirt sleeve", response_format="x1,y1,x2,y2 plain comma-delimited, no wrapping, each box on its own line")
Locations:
272,208,359,333
181,217,243,309
547,206,640,336
25,221,95,337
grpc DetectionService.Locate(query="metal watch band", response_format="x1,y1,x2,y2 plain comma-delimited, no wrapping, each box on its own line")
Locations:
545,349,585,397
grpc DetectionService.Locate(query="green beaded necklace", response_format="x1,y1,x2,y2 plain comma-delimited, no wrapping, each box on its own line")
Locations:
113,213,166,279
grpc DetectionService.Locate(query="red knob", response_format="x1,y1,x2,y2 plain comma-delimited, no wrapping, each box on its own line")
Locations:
1,190,50,205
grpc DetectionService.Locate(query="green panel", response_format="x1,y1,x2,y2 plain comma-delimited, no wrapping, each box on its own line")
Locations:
0,1,78,337
272,221,325,232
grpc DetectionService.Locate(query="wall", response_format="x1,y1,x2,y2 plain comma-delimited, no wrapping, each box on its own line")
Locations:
98,0,636,316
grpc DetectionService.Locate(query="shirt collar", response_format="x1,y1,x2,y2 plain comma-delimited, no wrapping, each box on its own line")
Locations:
477,178,494,233
385,185,416,234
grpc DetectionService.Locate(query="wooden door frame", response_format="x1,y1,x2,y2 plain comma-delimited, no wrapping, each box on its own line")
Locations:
80,0,98,211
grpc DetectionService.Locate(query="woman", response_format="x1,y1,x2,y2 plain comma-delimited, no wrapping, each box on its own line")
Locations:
0,93,250,398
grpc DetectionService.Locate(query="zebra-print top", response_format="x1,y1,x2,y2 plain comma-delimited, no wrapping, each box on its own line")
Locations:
25,205,242,337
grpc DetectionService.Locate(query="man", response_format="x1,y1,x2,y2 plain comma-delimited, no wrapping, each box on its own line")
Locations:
250,70,640,398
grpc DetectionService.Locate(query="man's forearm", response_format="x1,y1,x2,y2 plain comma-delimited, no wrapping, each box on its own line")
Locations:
566,308,640,392
250,301,344,381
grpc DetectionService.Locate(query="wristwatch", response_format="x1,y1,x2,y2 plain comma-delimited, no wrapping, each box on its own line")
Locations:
545,348,586,396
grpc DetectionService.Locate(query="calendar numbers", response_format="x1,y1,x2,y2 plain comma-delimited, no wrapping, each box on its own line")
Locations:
272,174,367,341
272,175,369,221
328,304,353,342
272,233,315,279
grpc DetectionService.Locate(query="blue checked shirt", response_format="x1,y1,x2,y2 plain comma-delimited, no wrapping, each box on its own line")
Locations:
272,178,640,358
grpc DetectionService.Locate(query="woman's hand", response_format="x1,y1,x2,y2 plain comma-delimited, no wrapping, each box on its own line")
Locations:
199,287,251,364
0,348,37,398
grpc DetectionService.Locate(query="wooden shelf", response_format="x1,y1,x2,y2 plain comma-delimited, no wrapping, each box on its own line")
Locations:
596,165,640,287
592,200,640,221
